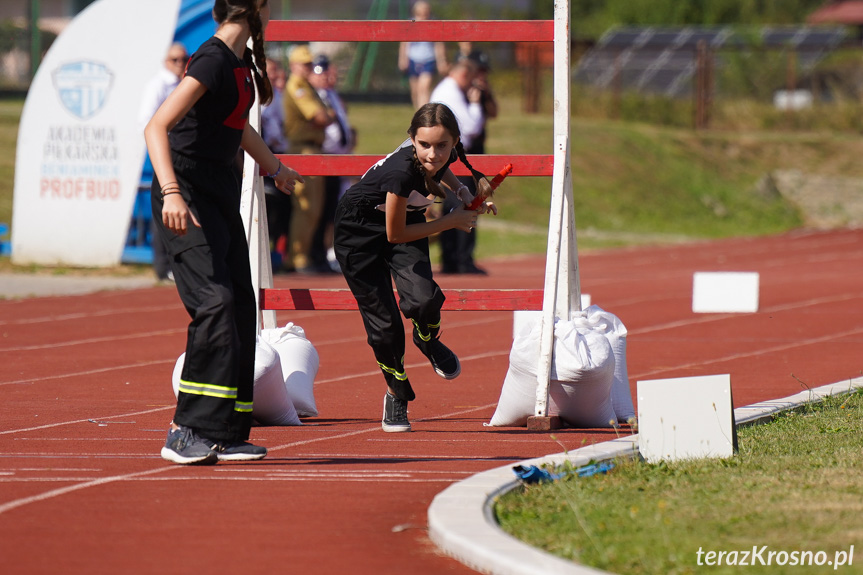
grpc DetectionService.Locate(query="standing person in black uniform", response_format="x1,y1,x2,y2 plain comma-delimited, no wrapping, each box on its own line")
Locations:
145,0,302,465
333,103,497,433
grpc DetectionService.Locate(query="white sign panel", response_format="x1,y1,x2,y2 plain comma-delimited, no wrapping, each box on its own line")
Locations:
637,374,737,462
692,271,760,314
11,0,181,266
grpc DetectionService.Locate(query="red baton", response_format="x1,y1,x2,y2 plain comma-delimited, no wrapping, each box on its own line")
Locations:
467,163,513,210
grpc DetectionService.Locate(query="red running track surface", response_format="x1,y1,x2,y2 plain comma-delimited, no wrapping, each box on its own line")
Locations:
2,229,862,574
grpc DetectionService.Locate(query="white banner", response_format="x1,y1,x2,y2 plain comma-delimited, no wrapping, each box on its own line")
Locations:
11,0,181,266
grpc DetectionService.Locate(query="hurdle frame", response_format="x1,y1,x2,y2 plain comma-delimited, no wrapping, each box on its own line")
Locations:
239,0,579,422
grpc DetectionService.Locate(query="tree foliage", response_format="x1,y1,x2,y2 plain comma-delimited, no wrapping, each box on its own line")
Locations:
513,0,832,38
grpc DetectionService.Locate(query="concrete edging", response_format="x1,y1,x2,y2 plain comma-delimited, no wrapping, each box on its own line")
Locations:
428,377,863,575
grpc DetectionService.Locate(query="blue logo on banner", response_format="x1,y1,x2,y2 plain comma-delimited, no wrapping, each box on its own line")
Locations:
52,61,114,120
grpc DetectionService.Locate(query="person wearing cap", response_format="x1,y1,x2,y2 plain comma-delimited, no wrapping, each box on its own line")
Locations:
308,54,354,273
282,44,335,273
261,57,292,270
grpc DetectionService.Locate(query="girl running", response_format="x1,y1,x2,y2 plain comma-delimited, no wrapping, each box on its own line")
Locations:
333,102,497,432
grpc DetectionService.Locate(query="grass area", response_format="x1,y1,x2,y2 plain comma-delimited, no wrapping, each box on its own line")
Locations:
346,96,845,259
495,389,863,574
0,99,22,235
4,95,863,267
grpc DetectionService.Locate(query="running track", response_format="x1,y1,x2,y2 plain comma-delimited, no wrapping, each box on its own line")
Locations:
2,229,862,575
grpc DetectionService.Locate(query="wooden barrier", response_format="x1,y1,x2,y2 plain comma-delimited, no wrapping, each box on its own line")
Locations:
246,8,577,425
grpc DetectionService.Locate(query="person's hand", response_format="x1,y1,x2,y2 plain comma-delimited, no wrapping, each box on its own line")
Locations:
273,162,304,194
479,199,498,216
467,86,482,104
162,193,200,236
447,203,478,233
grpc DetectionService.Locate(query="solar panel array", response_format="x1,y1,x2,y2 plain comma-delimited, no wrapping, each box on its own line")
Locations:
574,26,848,97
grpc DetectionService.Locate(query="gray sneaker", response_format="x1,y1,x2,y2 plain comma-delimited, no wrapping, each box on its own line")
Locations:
203,438,267,461
160,425,218,465
382,392,411,433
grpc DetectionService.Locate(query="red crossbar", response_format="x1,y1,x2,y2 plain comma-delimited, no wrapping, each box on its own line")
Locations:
275,154,552,177
261,288,543,311
266,20,553,43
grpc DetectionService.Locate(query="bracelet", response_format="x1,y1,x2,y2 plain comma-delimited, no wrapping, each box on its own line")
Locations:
268,162,282,178
161,191,182,198
455,184,469,200
160,181,178,191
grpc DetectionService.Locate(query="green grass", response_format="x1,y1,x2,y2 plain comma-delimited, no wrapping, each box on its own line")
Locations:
4,95,863,265
0,99,22,233
347,97,813,258
495,389,863,574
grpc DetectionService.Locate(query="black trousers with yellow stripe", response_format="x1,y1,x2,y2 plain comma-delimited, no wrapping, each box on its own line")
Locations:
152,153,256,443
333,191,446,402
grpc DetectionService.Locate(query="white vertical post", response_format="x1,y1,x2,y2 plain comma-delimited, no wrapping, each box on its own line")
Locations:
534,0,581,418
240,71,277,333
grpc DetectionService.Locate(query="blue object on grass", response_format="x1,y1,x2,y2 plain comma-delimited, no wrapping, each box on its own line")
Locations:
513,461,616,484
512,465,563,484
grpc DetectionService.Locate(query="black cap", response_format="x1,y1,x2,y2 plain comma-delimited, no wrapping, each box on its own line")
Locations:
467,50,490,71
312,55,330,74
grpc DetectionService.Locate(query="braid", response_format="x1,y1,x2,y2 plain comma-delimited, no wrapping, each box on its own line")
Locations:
455,141,493,200
247,10,273,105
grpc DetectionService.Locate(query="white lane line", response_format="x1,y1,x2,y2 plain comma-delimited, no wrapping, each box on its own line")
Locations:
0,328,184,352
631,324,863,380
0,466,175,516
0,305,178,327
629,292,863,336
0,360,175,387
0,406,171,435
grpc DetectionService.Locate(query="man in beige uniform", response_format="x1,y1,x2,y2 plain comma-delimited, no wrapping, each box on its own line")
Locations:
283,45,334,273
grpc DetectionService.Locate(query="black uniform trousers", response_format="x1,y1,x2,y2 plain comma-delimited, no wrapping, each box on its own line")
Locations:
333,191,446,401
151,153,256,443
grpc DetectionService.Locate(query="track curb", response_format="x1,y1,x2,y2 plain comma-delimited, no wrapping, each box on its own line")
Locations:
428,377,863,575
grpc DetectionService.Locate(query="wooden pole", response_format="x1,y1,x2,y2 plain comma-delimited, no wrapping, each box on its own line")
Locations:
529,0,579,430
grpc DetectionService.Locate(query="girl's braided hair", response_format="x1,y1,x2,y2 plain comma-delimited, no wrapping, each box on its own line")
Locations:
408,102,493,201
213,0,273,105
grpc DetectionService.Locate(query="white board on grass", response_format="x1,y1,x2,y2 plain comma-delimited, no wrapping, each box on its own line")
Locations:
692,272,759,313
637,374,736,463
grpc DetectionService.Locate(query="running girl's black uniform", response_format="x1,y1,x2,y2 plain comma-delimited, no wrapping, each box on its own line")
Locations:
333,141,457,401
151,37,257,443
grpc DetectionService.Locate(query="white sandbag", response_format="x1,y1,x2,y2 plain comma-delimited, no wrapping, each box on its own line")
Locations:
170,337,302,426
251,337,301,426
171,353,183,398
548,315,617,427
489,308,617,428
260,323,320,417
583,306,635,423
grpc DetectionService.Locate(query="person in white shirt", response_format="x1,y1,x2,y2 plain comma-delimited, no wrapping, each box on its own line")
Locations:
429,56,489,274
138,42,188,281
138,43,188,132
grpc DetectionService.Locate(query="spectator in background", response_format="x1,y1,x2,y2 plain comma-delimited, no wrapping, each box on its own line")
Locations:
430,54,495,274
261,57,292,271
398,1,448,109
308,54,355,273
283,44,335,273
138,41,188,282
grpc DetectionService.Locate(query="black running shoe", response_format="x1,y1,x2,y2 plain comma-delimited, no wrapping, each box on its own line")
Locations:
382,392,411,432
413,331,461,380
160,425,218,465
203,438,268,461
